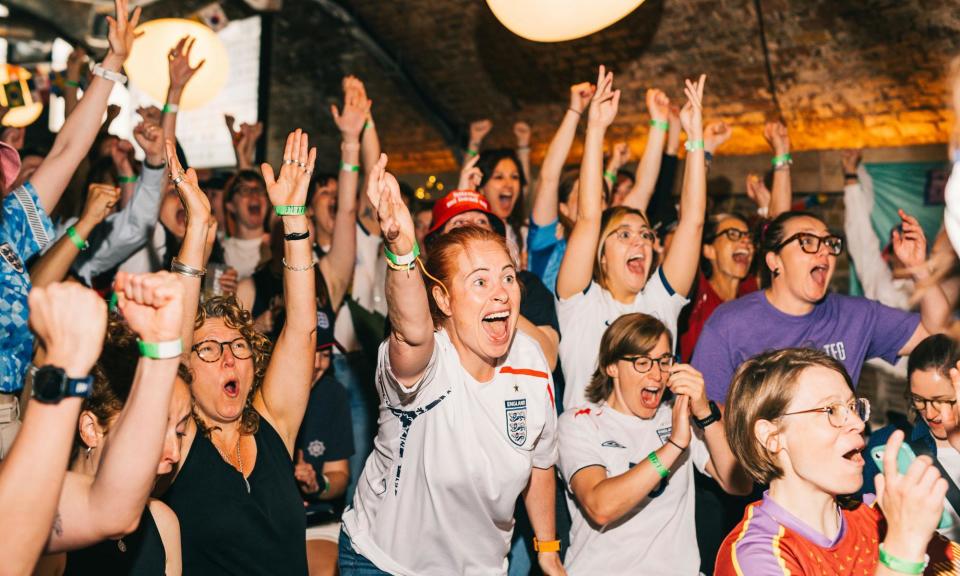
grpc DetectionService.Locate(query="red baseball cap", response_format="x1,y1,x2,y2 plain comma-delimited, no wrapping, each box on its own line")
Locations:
427,190,506,237
0,140,21,192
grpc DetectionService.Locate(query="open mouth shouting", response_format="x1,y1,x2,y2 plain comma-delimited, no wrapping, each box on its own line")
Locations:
481,309,512,344
247,200,263,217
732,249,751,267
810,262,829,290
496,193,514,215
223,378,241,399
626,252,647,277
839,439,865,469
639,384,664,410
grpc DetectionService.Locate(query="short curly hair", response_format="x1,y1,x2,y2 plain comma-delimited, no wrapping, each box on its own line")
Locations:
192,295,272,436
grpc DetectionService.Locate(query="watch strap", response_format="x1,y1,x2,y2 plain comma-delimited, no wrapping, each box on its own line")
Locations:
67,376,94,398
694,401,721,429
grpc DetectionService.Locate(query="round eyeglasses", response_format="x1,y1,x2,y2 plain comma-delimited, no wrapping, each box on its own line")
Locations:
192,337,253,363
782,397,870,428
776,232,844,256
910,395,958,414
623,353,676,374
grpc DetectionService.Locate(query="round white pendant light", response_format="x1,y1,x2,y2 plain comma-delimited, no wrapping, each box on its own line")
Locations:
125,18,229,110
486,0,645,42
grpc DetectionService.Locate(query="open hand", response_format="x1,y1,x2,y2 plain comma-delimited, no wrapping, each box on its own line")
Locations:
168,35,205,91
105,0,142,63
891,209,928,270
261,129,317,208
366,153,414,255
165,139,211,225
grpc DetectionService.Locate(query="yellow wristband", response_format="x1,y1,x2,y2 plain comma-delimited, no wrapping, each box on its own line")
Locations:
533,537,561,553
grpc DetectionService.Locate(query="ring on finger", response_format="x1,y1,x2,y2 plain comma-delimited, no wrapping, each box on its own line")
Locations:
282,159,297,165
296,161,306,169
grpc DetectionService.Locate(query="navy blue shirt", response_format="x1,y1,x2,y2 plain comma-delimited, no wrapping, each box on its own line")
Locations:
296,372,354,525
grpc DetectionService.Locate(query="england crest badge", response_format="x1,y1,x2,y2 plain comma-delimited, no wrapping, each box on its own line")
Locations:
505,398,527,446
0,243,23,274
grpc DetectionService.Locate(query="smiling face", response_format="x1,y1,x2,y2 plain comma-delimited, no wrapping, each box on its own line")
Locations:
600,213,656,297
480,158,521,220
189,318,257,426
435,238,520,371
769,366,866,497
158,378,193,475
766,215,837,305
227,179,268,231
606,333,671,419
910,368,958,440
705,216,754,280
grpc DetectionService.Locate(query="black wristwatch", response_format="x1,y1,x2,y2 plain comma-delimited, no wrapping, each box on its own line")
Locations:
31,365,93,404
693,401,721,429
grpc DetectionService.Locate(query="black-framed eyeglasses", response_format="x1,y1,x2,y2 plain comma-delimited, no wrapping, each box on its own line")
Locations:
713,228,753,243
192,337,253,363
782,398,870,428
910,395,958,414
623,353,676,374
776,232,844,256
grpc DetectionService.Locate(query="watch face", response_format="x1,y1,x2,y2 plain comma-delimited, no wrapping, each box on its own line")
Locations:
32,366,66,403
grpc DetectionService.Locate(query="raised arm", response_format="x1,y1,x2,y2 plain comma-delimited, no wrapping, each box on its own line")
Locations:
620,89,670,211
893,209,951,354
703,121,732,172
63,47,86,120
0,283,105,575
47,272,183,552
556,66,620,299
603,141,630,192
29,0,139,213
257,130,318,452
323,77,368,309
464,119,493,167
357,83,383,236
530,83,592,227
162,36,205,143
514,121,532,191
29,184,120,288
111,139,138,208
764,121,793,218
370,154,434,387
661,75,707,298
165,140,213,353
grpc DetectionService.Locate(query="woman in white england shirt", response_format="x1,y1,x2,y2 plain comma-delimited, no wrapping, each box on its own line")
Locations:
339,156,563,576
559,312,749,574
557,69,708,410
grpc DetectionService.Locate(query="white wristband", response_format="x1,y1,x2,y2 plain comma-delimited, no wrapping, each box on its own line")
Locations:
92,64,128,85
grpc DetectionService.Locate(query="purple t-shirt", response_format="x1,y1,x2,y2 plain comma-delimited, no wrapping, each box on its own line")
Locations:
692,291,920,403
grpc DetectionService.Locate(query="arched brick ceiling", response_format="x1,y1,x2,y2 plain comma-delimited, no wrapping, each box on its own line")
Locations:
339,0,960,174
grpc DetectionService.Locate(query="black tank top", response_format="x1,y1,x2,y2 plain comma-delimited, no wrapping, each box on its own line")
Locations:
162,415,307,575
64,506,165,576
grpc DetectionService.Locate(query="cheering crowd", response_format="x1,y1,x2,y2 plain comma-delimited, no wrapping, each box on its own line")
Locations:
5,1,960,574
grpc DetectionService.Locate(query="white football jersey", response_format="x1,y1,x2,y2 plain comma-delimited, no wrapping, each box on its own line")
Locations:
558,401,710,575
557,269,688,410
342,329,558,575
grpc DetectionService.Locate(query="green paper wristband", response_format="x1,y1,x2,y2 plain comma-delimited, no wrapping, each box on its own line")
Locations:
603,170,616,181
649,119,669,131
647,451,669,479
339,161,360,173
66,226,89,250
65,80,82,88
771,153,792,167
878,545,928,575
274,205,306,216
384,241,421,268
685,139,705,152
466,149,479,158
118,175,138,184
108,292,118,312
137,339,183,360
162,103,179,114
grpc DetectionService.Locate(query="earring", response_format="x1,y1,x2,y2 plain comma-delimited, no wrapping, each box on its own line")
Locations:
85,446,93,459
773,268,781,277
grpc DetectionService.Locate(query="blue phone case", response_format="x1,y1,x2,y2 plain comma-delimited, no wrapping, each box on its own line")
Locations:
870,444,953,530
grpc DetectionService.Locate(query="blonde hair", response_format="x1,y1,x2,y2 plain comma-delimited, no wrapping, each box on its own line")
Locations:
585,313,670,404
724,348,853,484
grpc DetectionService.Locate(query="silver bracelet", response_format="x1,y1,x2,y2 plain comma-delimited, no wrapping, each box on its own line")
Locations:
282,257,316,272
92,64,127,85
171,257,205,278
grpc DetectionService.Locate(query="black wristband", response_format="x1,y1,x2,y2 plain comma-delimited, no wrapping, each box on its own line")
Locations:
667,438,687,452
144,159,166,170
843,173,858,180
284,230,310,241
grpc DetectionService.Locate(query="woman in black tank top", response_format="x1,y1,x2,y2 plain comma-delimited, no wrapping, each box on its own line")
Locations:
159,128,359,575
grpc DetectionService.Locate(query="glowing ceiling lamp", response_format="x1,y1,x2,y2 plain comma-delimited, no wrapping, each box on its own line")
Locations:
0,64,43,127
125,18,229,110
486,0,645,42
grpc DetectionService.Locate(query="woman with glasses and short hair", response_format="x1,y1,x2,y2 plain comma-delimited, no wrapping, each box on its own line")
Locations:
692,209,950,405
863,334,960,541
159,131,319,575
557,68,708,410
717,347,959,575
558,313,750,575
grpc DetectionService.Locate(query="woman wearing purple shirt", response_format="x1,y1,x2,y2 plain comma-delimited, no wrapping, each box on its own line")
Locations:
692,210,950,404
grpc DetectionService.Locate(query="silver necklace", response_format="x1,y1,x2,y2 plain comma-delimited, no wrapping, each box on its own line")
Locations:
214,433,250,493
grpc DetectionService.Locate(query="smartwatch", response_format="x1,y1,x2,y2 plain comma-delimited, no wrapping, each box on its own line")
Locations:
693,401,721,430
31,365,93,404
